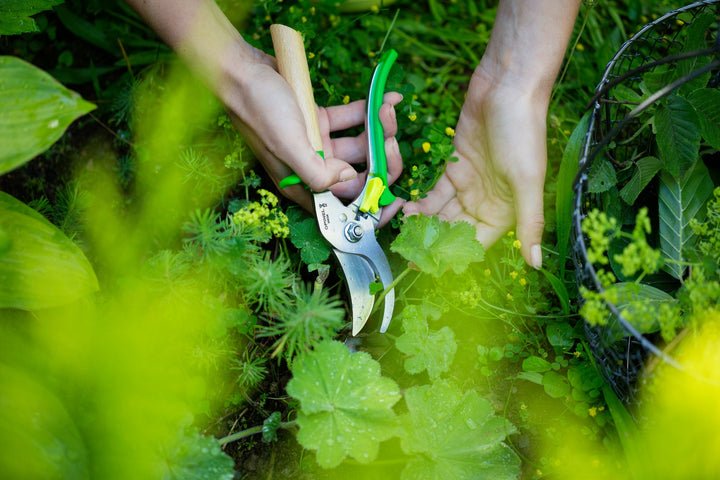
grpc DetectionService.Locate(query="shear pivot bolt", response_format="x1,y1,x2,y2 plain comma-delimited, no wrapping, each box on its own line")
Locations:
344,223,364,242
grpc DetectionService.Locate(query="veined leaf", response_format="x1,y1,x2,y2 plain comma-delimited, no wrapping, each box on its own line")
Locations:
655,95,700,177
619,156,663,205
161,431,234,480
0,192,98,310
658,161,713,280
687,88,720,151
587,157,617,194
286,340,400,468
289,216,331,265
395,305,456,379
556,112,590,277
391,214,484,277
0,56,95,175
0,0,63,35
677,13,714,95
399,380,520,480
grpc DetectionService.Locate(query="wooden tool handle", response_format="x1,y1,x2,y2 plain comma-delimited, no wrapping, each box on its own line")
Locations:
270,24,323,152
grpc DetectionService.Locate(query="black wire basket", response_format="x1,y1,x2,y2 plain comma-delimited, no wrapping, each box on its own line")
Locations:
572,1,720,404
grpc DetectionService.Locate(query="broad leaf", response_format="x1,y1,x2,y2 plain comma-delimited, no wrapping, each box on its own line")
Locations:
0,56,95,175
0,192,98,310
587,157,617,194
658,161,713,279
395,305,456,379
0,0,63,35
619,156,663,205
655,95,700,177
391,214,484,277
522,355,552,373
399,380,520,480
677,13,714,95
605,283,677,342
556,112,590,277
161,431,234,480
289,216,331,265
286,340,400,468
687,88,720,151
542,371,570,398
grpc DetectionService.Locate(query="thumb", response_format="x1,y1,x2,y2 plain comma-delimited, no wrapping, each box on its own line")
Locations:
284,148,357,192
514,183,545,269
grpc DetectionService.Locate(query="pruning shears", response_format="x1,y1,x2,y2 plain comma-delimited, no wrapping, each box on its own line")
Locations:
270,24,396,335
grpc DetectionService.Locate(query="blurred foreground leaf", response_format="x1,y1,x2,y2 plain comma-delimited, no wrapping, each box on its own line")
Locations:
0,191,98,309
286,340,400,468
0,56,95,175
161,431,234,480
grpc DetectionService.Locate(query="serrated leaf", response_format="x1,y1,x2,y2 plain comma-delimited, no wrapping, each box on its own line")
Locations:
399,380,520,480
161,431,234,480
587,157,617,193
613,84,644,106
687,88,720,151
0,192,98,310
286,340,400,468
655,95,700,177
0,0,63,35
391,214,484,277
677,13,714,95
619,156,663,205
289,217,331,265
659,161,713,279
262,412,282,443
395,305,456,379
0,56,95,175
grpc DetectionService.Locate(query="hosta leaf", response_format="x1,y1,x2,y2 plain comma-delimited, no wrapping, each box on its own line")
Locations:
658,161,713,280
687,88,720,151
0,0,63,35
161,431,234,480
0,192,98,310
391,214,484,277
587,157,617,194
619,156,663,205
0,56,95,175
395,305,456,379
286,340,400,468
655,95,700,177
399,380,520,480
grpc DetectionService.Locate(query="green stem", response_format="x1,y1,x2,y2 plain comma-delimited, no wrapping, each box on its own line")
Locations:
217,420,297,446
371,267,414,316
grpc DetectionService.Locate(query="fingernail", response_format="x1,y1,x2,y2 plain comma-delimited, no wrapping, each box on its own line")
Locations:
531,244,542,269
388,136,400,156
340,167,357,182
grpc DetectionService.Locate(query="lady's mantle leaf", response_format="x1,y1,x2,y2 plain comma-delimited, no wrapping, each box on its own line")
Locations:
0,56,95,175
399,380,520,480
395,305,456,379
391,214,484,277
161,431,234,480
0,191,98,310
289,216,331,265
286,340,400,468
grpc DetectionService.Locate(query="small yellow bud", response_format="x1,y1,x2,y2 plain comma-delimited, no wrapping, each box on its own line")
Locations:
588,406,598,417
308,52,315,59
484,268,491,277
410,189,419,197
513,239,522,249
370,4,379,13
422,142,431,153
506,293,513,301
301,16,307,23
576,43,585,51
408,113,417,122
507,230,515,237
368,51,376,57
445,126,455,137
407,179,414,186
510,271,518,279
519,278,527,286
412,165,418,171
342,95,350,104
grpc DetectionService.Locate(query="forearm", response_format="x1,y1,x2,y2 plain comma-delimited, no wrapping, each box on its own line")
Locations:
478,0,581,98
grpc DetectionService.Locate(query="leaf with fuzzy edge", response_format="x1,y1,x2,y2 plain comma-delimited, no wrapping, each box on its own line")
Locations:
659,161,713,280
391,214,484,277
286,340,400,468
399,380,520,480
395,305,456,379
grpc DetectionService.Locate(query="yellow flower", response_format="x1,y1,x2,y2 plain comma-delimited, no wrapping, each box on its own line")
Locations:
370,4,379,13
408,113,417,122
445,126,455,137
484,268,491,277
573,350,582,358
410,189,419,197
368,51,376,58
588,406,598,417
512,239,522,249
510,271,518,279
310,6,316,14
507,230,515,237
422,142,431,153
342,95,350,105
576,43,585,51
411,165,418,171
407,179,414,186
301,16,307,23
308,52,315,59
519,278,527,286
506,293,513,301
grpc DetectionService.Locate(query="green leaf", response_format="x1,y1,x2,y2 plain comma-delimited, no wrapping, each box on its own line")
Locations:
605,283,677,342
0,56,95,175
0,0,63,35
399,380,520,480
546,322,575,349
619,156,663,205
539,267,570,315
0,192,98,310
655,95,700,177
286,340,400,468
522,355,552,373
289,216,331,265
556,112,590,277
161,430,235,480
395,305,457,379
677,13,714,95
587,157,617,194
687,88,720,151
542,371,570,398
262,412,282,443
658,161,714,279
391,214,484,277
